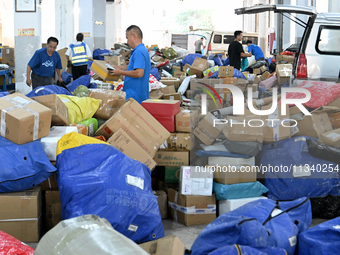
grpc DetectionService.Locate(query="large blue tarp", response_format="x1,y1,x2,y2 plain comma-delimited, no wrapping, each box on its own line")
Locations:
298,217,340,255
208,245,287,255
0,92,9,97
257,136,340,200
61,69,72,84
182,53,202,66
189,197,311,255
93,49,110,60
0,136,56,192
56,138,164,244
26,85,72,97
67,75,91,92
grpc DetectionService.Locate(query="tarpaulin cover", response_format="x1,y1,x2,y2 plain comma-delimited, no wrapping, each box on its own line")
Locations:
234,69,246,79
67,75,91,92
0,91,9,97
223,58,230,66
0,136,56,192
213,181,269,200
93,49,110,60
189,198,311,255
61,68,72,84
208,245,287,255
182,54,202,66
257,136,340,200
307,138,340,165
298,216,340,255
0,230,35,255
279,81,340,109
56,133,164,244
26,85,72,97
57,95,101,124
150,67,161,81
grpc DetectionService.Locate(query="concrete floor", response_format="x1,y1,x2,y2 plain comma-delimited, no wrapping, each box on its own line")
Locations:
27,218,328,251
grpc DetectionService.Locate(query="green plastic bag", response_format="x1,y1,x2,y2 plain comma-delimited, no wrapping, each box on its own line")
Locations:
163,47,177,60
79,118,98,137
73,85,89,97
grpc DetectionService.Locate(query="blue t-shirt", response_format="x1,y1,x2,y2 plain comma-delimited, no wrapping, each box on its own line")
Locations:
248,44,264,61
28,48,62,77
123,43,150,104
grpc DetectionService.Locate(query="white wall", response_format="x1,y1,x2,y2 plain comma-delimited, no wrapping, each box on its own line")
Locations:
0,0,14,47
105,2,115,49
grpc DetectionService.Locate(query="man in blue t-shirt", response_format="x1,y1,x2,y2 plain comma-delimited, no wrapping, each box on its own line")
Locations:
108,25,150,104
26,37,63,89
246,40,265,61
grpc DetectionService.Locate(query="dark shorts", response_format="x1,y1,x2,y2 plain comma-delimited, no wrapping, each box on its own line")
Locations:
31,72,53,90
196,51,202,54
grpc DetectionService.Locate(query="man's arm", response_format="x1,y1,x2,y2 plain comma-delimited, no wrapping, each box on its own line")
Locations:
241,52,252,57
26,65,32,87
56,69,63,82
109,68,144,78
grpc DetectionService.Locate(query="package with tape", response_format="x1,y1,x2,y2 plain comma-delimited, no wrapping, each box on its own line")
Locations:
0,92,52,144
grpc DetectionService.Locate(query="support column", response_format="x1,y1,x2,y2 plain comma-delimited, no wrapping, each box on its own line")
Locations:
55,0,74,50
14,0,41,93
258,0,269,57
105,1,115,49
78,0,106,53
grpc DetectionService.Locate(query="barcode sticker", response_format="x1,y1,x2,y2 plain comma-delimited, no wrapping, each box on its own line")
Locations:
128,224,138,232
12,96,31,105
327,132,340,140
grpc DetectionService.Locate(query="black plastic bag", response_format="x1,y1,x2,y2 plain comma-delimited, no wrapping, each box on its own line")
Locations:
310,195,340,219
307,139,340,165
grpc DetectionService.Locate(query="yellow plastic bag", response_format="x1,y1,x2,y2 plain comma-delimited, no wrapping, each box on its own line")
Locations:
57,95,101,124
57,132,107,156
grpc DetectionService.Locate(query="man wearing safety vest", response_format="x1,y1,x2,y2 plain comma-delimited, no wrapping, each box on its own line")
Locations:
66,33,92,81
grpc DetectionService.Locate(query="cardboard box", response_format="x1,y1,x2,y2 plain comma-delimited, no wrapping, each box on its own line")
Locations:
0,93,52,144
173,70,184,78
149,90,164,99
163,93,182,102
190,58,209,78
166,133,193,151
213,166,257,185
39,172,58,191
32,94,69,126
107,128,157,170
90,60,121,81
57,47,72,74
277,55,295,63
45,190,62,231
222,77,237,85
276,64,292,85
183,64,191,73
152,178,179,193
262,105,291,142
253,67,262,75
142,99,181,133
186,90,194,99
193,112,224,146
160,79,181,90
168,189,216,226
176,109,200,133
104,55,121,66
0,187,41,242
154,166,181,183
329,112,340,129
153,150,189,166
139,236,185,255
222,116,265,143
297,112,333,139
218,66,234,78
95,99,170,157
160,85,176,95
179,166,213,196
88,89,126,120
153,190,168,219
319,129,340,148
261,71,270,80
2,46,15,67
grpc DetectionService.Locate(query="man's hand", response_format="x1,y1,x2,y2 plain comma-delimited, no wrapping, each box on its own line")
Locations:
26,77,32,87
109,68,123,76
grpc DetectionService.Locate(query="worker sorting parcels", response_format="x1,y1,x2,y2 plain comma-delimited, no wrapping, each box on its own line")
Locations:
66,33,92,81
228,30,252,71
107,25,150,104
246,40,264,61
26,37,63,89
